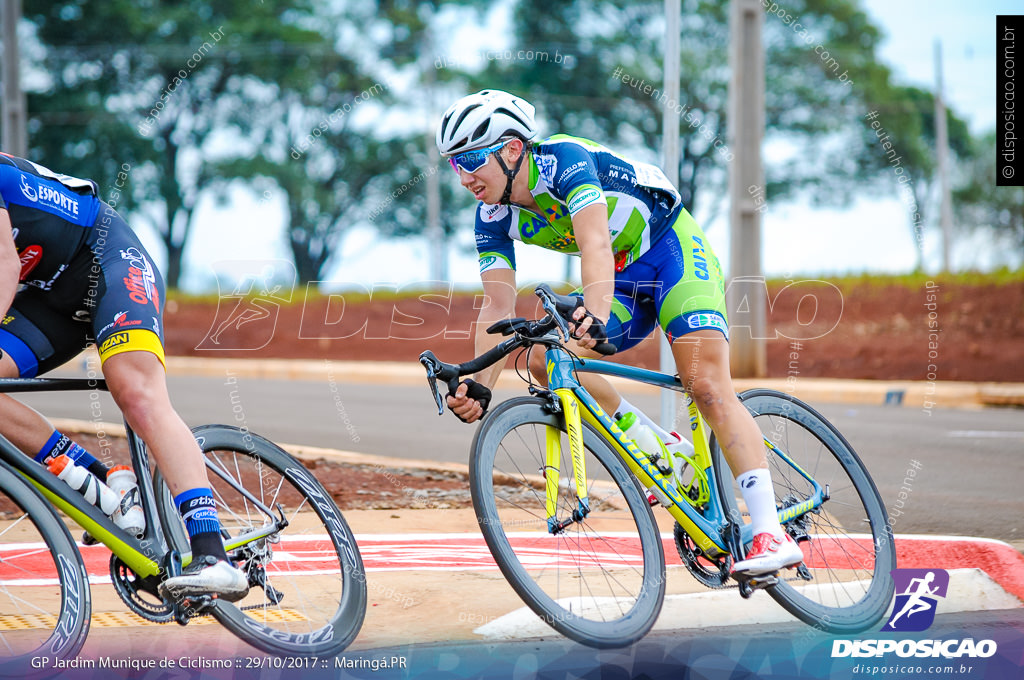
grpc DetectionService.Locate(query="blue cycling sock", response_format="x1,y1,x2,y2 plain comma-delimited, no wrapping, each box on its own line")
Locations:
175,487,222,538
175,488,228,562
35,430,108,479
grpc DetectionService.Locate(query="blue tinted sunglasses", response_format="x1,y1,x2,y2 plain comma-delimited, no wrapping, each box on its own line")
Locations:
448,140,508,174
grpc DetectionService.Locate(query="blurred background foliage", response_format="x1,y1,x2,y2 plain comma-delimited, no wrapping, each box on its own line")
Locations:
8,0,1015,286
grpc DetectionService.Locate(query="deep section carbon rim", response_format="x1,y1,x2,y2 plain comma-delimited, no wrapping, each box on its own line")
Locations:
714,389,896,633
470,397,664,648
0,465,90,675
157,425,365,656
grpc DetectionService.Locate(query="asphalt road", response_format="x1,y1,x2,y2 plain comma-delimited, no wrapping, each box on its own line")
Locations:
16,372,1024,542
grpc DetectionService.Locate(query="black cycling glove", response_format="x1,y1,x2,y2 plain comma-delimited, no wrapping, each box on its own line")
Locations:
447,378,492,423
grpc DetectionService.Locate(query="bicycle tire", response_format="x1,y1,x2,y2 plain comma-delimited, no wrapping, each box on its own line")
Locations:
470,397,665,648
712,389,896,634
155,425,365,657
0,465,91,676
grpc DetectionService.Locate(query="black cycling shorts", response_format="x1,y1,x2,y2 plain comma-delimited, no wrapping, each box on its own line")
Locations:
0,204,166,377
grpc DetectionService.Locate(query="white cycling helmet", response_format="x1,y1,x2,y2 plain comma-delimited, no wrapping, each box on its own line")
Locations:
436,90,538,157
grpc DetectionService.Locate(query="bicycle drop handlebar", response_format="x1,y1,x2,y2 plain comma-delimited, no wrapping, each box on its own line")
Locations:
419,284,616,415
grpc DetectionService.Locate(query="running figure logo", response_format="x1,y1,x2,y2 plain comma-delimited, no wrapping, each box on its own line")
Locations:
881,568,949,632
197,260,296,350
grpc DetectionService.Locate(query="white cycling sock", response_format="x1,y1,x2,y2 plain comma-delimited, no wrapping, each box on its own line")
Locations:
737,468,784,538
615,397,675,442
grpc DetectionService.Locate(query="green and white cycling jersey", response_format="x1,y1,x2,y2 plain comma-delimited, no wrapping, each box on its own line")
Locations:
474,134,682,274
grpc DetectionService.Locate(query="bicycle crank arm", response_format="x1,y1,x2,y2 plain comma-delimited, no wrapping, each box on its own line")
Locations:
736,573,779,600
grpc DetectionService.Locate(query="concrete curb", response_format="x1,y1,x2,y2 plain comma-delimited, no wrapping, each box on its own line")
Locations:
475,566,1021,639
161,356,1024,409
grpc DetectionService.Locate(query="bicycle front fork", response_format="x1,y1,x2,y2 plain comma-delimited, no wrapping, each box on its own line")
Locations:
544,389,591,534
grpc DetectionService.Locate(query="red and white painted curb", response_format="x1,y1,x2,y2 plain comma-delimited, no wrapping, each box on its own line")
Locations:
2,532,1021,601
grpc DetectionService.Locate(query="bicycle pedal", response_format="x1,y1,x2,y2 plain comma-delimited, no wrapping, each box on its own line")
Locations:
173,595,216,625
81,531,99,546
750,574,779,588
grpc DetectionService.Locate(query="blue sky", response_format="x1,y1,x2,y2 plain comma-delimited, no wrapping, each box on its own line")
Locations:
174,2,1009,293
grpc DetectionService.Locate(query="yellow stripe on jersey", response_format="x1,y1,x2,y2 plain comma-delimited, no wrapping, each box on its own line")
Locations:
98,329,166,368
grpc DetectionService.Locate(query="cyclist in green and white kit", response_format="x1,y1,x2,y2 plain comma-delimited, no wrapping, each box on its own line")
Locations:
437,90,802,576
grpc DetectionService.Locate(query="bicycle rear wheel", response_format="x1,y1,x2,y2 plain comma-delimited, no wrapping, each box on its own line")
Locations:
156,425,365,657
713,389,895,634
0,464,90,675
470,397,665,649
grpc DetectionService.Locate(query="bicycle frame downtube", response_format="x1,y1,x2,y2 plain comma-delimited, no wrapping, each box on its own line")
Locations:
0,449,162,578
571,388,729,556
544,349,728,553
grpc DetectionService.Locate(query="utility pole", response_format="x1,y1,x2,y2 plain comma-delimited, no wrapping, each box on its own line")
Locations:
726,0,766,378
424,30,445,288
2,0,27,157
660,0,680,429
934,39,953,272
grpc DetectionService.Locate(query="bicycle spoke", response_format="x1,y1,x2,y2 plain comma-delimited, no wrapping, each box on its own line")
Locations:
476,401,663,646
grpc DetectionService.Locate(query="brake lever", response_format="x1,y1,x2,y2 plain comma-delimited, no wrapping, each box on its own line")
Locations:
538,294,571,342
418,352,446,416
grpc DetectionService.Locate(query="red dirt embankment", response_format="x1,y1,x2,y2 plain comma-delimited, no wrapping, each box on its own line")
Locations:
162,278,1024,383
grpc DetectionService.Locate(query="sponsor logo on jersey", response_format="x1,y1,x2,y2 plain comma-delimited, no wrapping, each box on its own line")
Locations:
557,161,588,184
543,204,568,224
534,153,558,184
99,332,131,354
685,312,728,333
119,248,160,309
521,214,548,239
691,235,710,280
17,244,42,281
1,315,13,326
19,175,37,202
18,173,81,218
479,255,497,272
567,186,602,213
480,203,508,222
26,263,67,291
98,310,143,337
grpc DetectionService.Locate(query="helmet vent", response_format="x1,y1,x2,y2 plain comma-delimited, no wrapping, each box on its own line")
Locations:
450,104,481,140
494,107,529,129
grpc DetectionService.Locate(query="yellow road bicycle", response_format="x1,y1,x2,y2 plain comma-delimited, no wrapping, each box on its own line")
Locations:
0,377,365,675
420,284,896,648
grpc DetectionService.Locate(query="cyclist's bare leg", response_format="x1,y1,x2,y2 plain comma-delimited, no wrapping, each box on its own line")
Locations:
100,350,209,496
0,353,66,453
669,330,765,475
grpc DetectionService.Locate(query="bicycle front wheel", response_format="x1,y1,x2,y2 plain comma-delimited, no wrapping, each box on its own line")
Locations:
157,425,365,657
713,389,896,634
0,464,90,675
470,397,665,649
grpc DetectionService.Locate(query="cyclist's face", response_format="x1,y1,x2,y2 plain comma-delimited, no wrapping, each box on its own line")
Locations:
457,141,523,204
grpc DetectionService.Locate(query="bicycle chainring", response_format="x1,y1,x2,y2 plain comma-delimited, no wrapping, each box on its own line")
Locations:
109,554,174,623
673,522,732,588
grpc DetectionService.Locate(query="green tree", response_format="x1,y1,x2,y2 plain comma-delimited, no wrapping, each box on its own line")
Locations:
859,85,973,270
955,130,1024,263
26,0,333,288
471,0,898,216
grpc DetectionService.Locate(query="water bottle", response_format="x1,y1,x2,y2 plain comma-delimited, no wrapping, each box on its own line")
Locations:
616,413,673,475
47,455,120,516
107,465,146,537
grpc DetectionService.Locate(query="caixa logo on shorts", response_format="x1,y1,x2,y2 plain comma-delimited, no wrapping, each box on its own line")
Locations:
831,569,998,659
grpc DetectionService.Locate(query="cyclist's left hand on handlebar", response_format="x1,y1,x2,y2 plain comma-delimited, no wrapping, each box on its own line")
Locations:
445,379,492,424
568,305,609,351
